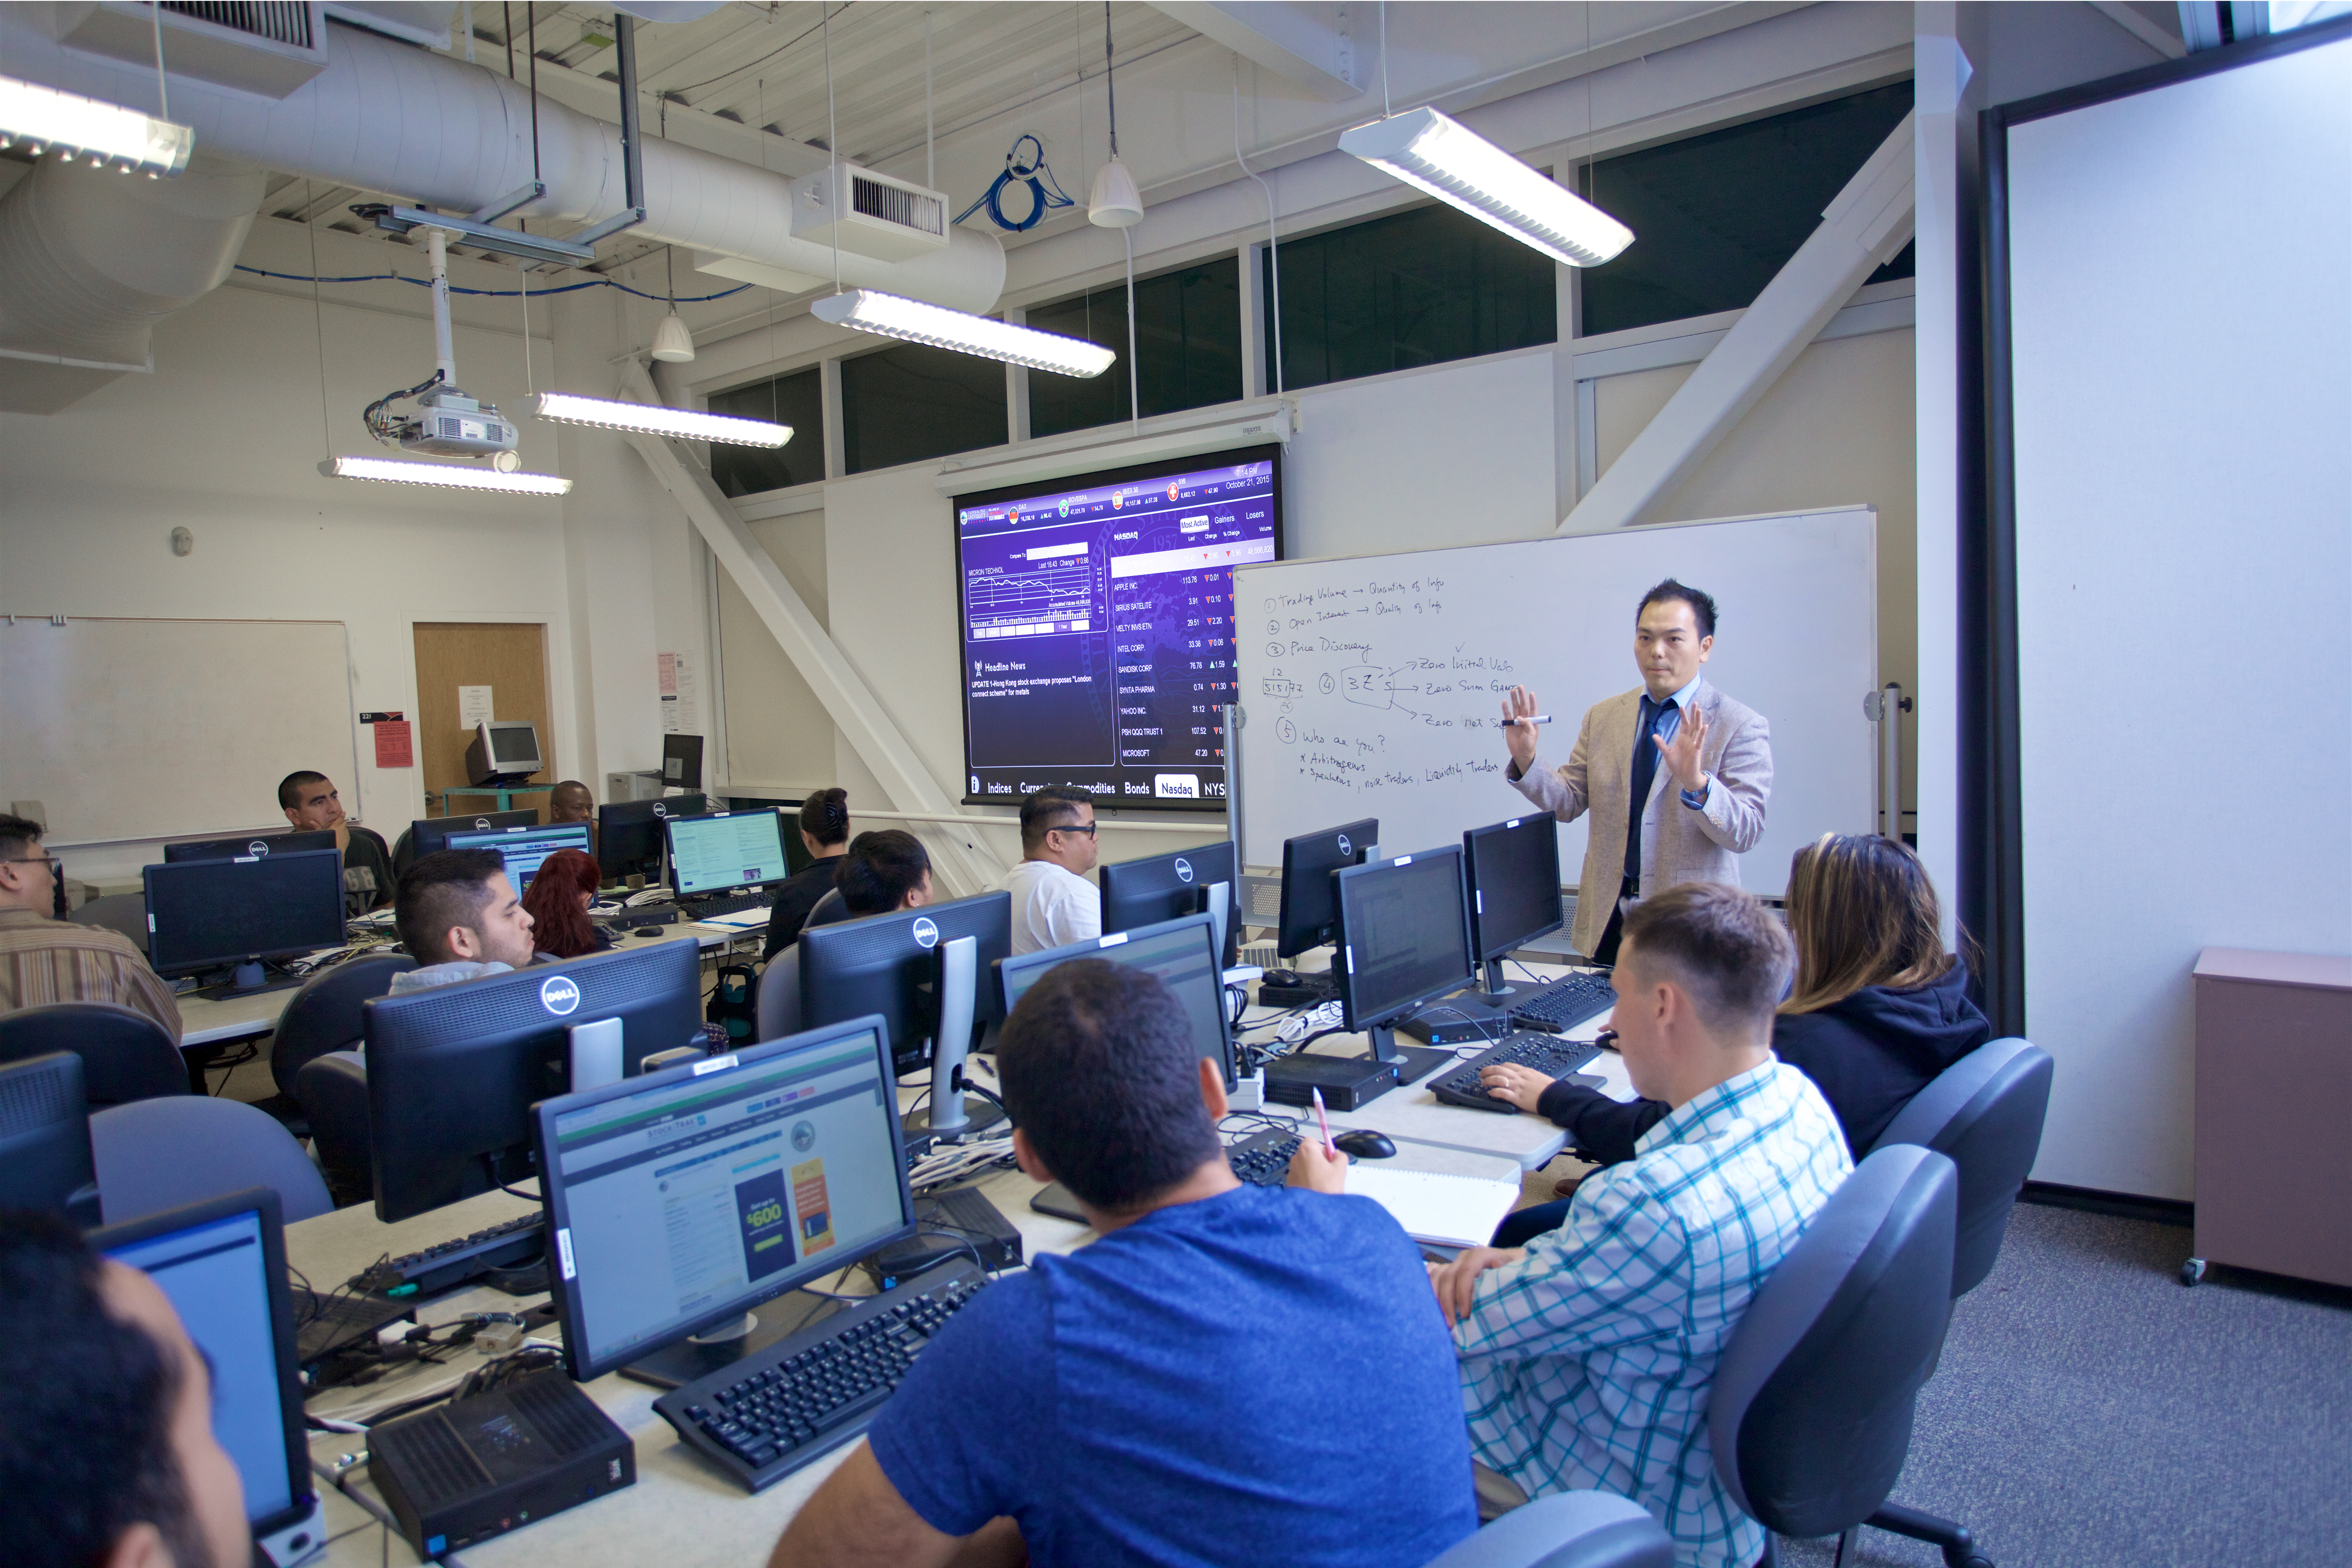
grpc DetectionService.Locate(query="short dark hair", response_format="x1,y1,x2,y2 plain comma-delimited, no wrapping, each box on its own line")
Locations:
0,1211,207,1568
835,830,929,916
1019,786,1093,854
277,770,330,811
1636,578,1718,639
395,848,508,965
0,814,41,862
798,788,850,848
1620,881,1792,1039
995,959,1220,1212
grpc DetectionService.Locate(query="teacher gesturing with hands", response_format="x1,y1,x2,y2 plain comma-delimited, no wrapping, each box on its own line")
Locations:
1501,580,1772,965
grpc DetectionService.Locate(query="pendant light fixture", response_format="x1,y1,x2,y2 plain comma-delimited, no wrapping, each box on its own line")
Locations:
1088,3,1142,228
652,246,696,362
1340,105,1632,267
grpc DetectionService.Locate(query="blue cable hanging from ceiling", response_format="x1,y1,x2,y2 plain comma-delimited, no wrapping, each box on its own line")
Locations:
954,134,1075,231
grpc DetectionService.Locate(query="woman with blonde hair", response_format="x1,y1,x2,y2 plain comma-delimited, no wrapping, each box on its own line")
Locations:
1483,833,1990,1246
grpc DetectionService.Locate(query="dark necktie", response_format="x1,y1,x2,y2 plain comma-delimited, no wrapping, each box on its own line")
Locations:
1623,696,1675,887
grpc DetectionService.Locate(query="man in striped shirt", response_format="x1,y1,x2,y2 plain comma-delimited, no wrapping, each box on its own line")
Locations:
0,815,183,1042
1429,882,1850,1568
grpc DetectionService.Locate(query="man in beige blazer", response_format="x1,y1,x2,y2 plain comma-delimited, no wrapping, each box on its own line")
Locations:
1501,580,1771,963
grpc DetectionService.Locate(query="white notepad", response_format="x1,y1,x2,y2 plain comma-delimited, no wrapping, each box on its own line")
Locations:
1344,1165,1523,1250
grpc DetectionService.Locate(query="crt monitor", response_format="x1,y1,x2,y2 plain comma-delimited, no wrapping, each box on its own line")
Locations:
1099,840,1240,969
447,821,594,892
1276,818,1379,959
1332,846,1478,1072
163,829,336,864
363,938,705,1223
662,733,705,792
532,1017,917,1385
665,807,789,898
798,891,1012,1084
465,720,543,788
411,808,538,858
0,1051,100,1225
1462,815,1565,999
995,912,1235,1088
94,1189,317,1546
597,793,709,882
143,849,346,989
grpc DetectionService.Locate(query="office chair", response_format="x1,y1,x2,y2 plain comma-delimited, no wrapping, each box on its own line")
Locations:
0,1052,103,1227
1709,1145,1960,1568
90,1093,333,1227
0,1002,188,1108
294,1050,372,1208
253,953,415,1133
1422,1493,1673,1568
69,892,151,954
1841,1037,2053,1567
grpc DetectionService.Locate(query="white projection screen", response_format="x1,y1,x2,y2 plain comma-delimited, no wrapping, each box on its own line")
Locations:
1995,29,2352,1199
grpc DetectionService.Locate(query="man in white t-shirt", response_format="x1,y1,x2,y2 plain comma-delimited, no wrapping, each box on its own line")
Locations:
999,786,1101,955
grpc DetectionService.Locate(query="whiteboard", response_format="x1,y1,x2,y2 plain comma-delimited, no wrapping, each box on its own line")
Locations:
0,618,360,847
1233,508,1877,897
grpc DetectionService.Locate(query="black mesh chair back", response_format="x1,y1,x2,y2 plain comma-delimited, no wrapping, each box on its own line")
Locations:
1871,1037,2054,1298
0,1002,188,1108
270,952,416,1096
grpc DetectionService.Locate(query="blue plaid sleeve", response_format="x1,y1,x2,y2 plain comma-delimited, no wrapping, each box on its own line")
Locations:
1455,1167,1691,1358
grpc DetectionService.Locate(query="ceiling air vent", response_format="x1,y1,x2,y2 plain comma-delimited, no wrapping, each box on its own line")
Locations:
57,2,329,99
790,162,952,264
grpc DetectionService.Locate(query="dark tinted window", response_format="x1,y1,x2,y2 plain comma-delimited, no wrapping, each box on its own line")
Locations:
839,341,1009,473
1576,82,1916,337
1265,201,1556,391
706,368,824,497
1025,256,1244,437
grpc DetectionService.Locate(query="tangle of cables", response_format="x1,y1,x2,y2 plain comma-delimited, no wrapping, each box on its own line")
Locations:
360,367,445,445
952,134,1075,232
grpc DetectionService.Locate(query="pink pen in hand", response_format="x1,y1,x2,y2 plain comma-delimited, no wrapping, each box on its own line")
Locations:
1312,1086,1338,1159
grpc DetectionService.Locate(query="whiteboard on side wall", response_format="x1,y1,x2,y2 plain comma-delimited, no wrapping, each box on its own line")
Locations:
1231,507,1877,900
0,618,361,848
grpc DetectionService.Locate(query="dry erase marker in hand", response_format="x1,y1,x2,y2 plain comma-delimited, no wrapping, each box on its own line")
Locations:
1498,715,1553,727
1312,1086,1338,1158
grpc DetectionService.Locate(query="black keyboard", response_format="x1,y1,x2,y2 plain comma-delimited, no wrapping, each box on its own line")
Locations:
351,1212,545,1298
1227,1127,1301,1186
677,890,774,923
1429,1032,1604,1114
655,1259,990,1492
1505,972,1617,1034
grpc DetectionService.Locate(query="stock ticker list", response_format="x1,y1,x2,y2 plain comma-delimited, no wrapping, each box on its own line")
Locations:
956,458,1277,805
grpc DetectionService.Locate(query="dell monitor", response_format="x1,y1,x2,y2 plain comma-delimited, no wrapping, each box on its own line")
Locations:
465,719,543,788
662,733,705,792
1276,818,1378,959
1462,815,1566,1001
363,938,706,1223
163,829,336,864
665,808,789,899
412,808,539,858
797,891,1013,1138
531,1017,917,1387
94,1189,320,1557
0,1052,101,1226
598,794,709,885
1099,841,1240,969
1330,846,1477,1085
447,820,594,893
995,912,1235,1088
143,848,346,994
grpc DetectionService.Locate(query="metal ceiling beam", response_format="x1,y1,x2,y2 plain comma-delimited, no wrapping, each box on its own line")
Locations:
1145,1,1362,101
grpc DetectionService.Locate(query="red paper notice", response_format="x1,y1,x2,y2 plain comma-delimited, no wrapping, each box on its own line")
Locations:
373,719,415,769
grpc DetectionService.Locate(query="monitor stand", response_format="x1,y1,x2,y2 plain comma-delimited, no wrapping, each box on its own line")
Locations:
195,962,304,1001
619,1296,844,1392
1362,1023,1457,1090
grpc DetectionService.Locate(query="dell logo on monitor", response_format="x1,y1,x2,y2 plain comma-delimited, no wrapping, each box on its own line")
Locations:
1174,857,1195,884
539,976,583,1016
652,802,669,818
1336,833,1353,858
911,917,940,950
472,817,491,830
247,840,270,858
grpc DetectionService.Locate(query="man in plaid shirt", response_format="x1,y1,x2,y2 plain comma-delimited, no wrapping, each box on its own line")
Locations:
1429,882,1851,1568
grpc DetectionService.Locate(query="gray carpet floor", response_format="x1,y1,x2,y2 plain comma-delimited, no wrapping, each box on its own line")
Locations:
1776,1200,2352,1568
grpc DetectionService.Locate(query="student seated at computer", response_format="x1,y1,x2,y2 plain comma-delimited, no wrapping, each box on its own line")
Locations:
0,1210,253,1568
997,785,1100,955
279,770,392,914
1382,885,1849,1568
387,849,543,994
761,788,851,961
0,813,182,1042
1479,834,1989,1244
758,830,932,1039
549,779,596,829
774,959,1478,1568
518,848,611,960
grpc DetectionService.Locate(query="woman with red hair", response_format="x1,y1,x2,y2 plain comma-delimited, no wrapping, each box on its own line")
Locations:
518,848,611,959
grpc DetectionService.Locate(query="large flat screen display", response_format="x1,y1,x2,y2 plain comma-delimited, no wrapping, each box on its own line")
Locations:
954,446,1280,810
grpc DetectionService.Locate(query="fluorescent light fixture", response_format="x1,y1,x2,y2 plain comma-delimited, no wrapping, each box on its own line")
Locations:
1338,106,1632,268
324,455,572,495
0,75,193,178
811,290,1115,379
529,391,790,448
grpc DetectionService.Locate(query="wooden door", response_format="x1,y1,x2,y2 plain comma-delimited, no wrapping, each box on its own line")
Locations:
413,623,554,819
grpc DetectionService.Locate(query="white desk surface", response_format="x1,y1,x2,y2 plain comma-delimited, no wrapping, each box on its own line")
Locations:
295,1093,1522,1565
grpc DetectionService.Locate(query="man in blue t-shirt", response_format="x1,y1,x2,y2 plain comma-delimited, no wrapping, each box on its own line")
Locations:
771,958,1478,1568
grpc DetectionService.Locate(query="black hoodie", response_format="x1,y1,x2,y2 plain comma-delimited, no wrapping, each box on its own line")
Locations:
1534,960,1992,1164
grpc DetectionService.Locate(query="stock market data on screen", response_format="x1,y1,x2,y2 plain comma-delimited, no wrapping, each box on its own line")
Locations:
955,453,1278,808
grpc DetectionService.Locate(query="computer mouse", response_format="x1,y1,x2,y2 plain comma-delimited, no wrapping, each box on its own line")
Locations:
631,926,666,939
1333,1129,1396,1160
